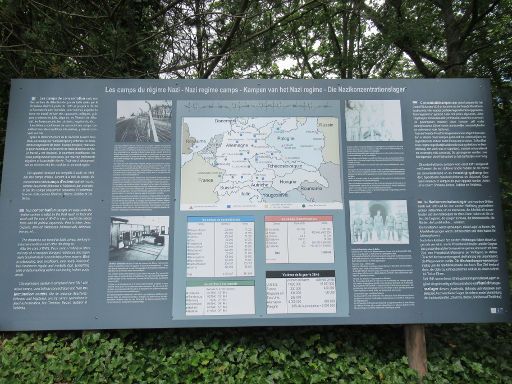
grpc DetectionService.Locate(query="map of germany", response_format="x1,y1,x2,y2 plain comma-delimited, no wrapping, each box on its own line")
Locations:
180,117,343,210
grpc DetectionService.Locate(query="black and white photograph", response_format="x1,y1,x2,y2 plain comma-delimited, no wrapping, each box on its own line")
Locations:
349,200,409,244
116,100,172,142
345,100,402,141
109,216,170,261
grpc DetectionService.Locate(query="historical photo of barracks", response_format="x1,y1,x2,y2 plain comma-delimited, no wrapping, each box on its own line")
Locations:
109,216,170,261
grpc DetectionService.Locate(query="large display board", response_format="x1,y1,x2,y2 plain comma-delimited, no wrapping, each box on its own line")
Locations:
0,79,510,330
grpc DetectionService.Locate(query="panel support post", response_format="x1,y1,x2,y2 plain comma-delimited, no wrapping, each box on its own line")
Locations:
404,324,427,379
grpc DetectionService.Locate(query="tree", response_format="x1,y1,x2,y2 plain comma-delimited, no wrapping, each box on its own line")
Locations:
354,0,503,78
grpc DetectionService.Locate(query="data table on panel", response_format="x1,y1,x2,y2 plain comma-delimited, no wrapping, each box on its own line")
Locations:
265,216,335,264
186,216,255,278
186,281,256,316
266,271,337,314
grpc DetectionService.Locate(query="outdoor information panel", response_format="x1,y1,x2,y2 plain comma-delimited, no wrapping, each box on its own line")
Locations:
0,79,510,330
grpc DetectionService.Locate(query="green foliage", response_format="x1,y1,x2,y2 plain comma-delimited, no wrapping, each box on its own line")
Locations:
0,324,511,383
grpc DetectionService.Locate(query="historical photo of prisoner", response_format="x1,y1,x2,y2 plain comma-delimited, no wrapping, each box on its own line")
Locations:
349,200,409,244
109,216,170,261
345,100,403,141
116,100,172,142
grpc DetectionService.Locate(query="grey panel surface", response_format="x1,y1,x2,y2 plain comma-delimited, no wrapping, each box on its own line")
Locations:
0,79,510,331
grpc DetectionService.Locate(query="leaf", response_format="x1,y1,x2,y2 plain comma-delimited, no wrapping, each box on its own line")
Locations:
452,359,465,373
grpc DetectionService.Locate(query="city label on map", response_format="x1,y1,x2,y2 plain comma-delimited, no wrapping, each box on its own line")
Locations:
266,271,337,314
186,280,255,316
265,216,334,263
187,216,254,277
181,117,342,210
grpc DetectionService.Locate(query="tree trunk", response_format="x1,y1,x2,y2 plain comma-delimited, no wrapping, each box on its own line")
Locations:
440,0,464,77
